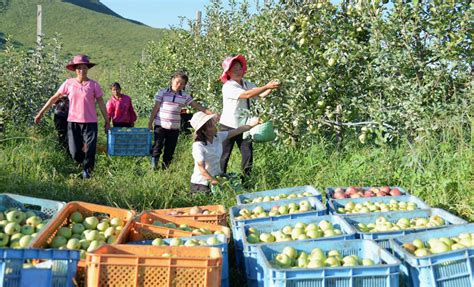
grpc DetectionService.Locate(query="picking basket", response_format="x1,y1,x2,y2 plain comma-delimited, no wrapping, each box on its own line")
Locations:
249,121,277,143
236,185,322,205
230,197,326,268
151,205,227,226
135,212,231,239
257,239,400,287
328,195,430,215
107,127,152,156
86,245,222,287
0,193,65,219
128,234,229,287
0,248,80,287
344,208,467,249
390,223,474,287
240,215,356,284
326,186,409,200
30,201,135,269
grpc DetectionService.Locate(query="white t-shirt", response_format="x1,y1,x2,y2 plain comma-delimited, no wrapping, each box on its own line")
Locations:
191,131,229,186
220,79,257,128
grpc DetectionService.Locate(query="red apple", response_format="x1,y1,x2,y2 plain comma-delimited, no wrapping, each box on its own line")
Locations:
333,190,347,199
346,186,358,195
364,190,375,197
350,193,361,198
380,186,391,193
390,188,401,196
376,191,387,197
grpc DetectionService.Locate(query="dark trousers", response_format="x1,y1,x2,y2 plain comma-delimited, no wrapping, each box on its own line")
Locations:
190,183,210,194
220,125,253,177
113,122,133,127
53,114,68,151
152,126,180,169
68,122,98,172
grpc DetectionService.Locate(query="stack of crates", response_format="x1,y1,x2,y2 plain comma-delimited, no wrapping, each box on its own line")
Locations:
107,127,152,156
230,185,331,286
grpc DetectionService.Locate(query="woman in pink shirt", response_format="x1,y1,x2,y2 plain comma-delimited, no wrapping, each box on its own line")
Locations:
34,54,109,179
106,82,137,127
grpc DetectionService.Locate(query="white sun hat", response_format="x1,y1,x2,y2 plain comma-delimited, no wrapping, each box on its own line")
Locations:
190,112,215,132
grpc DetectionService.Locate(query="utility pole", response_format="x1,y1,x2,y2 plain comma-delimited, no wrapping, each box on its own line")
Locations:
37,4,42,44
195,10,202,37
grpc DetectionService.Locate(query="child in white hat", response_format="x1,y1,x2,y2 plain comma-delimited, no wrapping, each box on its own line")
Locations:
190,112,260,193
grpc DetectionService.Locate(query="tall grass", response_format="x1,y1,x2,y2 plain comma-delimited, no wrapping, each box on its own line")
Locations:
0,117,472,221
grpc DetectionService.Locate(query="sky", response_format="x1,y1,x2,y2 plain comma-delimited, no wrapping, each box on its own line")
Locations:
101,0,259,29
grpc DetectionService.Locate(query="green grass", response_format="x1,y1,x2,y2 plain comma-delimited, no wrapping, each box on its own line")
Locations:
0,0,168,67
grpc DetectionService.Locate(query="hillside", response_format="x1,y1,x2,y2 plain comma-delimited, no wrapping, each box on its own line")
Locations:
0,0,169,67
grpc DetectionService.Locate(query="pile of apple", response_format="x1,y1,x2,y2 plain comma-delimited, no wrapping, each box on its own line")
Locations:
152,220,225,235
356,215,446,233
246,220,343,244
272,246,376,268
402,232,474,257
48,211,125,259
332,186,402,199
151,236,223,247
242,192,315,204
234,200,314,221
336,199,418,214
167,206,222,216
0,208,46,248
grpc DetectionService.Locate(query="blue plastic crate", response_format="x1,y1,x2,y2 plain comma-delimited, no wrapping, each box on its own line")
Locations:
390,223,474,287
328,195,430,216
326,186,409,201
0,248,80,287
107,127,152,156
0,193,65,220
236,185,322,205
241,215,357,283
127,234,229,287
257,239,400,287
230,197,327,267
344,208,468,249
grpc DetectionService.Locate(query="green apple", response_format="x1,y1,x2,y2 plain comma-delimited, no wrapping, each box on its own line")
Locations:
259,233,276,243
80,250,87,259
35,223,46,231
281,225,293,235
327,250,341,259
4,222,21,235
414,248,431,257
70,211,84,223
206,236,221,245
6,211,23,224
282,246,298,259
83,216,99,230
294,222,306,230
25,216,42,227
297,256,308,268
151,238,166,246
66,238,81,250
51,235,67,248
110,217,124,227
278,205,289,215
79,239,90,250
275,253,291,268
164,222,177,229
184,239,199,246
71,223,85,235
310,248,326,261
21,225,34,235
97,221,109,232
11,233,23,242
325,257,341,267
413,239,425,249
85,230,99,241
307,258,324,268
104,227,116,238
0,233,9,247
362,258,375,266
10,241,21,249
19,235,33,248
87,240,103,252
319,220,333,231
247,234,259,244
106,235,116,244
57,227,72,239
306,229,323,239
169,238,183,246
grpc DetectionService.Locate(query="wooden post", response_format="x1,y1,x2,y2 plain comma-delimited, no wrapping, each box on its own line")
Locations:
195,10,201,37
37,4,42,44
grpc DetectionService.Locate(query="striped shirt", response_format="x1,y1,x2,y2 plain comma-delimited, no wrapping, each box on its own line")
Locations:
154,88,193,130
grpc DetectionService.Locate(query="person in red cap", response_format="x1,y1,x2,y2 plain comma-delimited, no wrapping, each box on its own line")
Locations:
34,54,109,179
219,54,280,178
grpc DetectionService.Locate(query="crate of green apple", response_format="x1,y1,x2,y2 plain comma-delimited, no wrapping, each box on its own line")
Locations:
0,193,65,249
230,197,326,244
343,208,467,249
328,195,430,215
257,240,400,287
236,185,322,205
30,201,135,267
390,223,474,287
327,186,408,199
134,211,231,239
152,205,227,226
240,215,356,283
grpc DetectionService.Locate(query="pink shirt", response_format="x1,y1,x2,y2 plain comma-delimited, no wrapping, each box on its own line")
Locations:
57,78,103,123
106,94,137,125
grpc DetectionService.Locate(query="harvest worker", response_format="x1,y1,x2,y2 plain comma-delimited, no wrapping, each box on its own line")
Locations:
190,111,261,193
219,54,280,177
148,71,215,170
34,54,109,179
106,82,137,127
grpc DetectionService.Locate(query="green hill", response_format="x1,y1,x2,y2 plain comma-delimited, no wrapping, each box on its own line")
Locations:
0,0,169,67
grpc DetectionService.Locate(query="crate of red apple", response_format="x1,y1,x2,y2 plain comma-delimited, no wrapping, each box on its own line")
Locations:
327,186,408,199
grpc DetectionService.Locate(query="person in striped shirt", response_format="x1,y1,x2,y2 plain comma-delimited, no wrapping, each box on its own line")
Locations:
148,71,215,170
